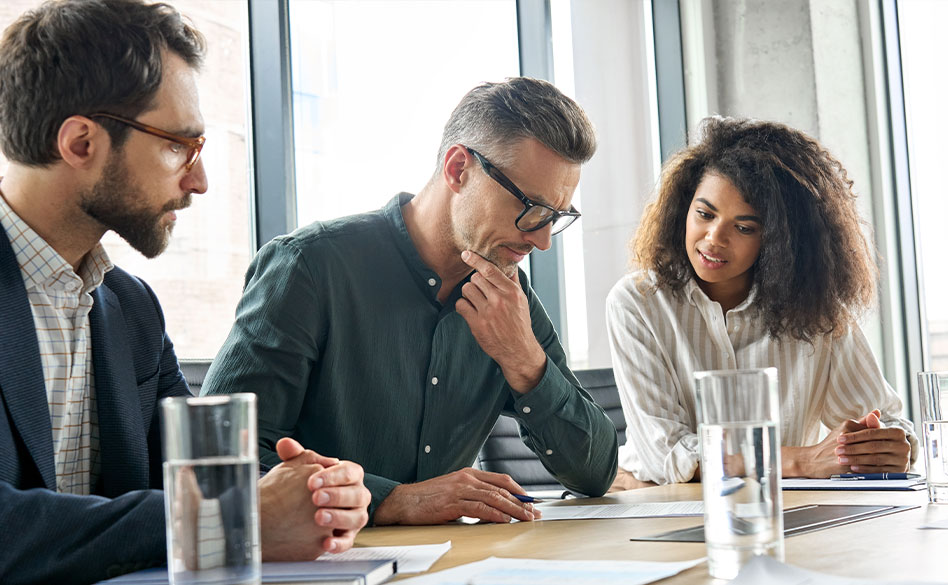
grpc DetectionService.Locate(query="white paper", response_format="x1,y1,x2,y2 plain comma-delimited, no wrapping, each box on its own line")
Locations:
729,555,935,584
919,517,948,530
530,500,703,521
317,541,451,574
781,478,926,491
396,556,704,585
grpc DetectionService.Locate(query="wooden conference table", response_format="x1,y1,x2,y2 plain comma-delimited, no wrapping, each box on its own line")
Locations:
354,484,948,583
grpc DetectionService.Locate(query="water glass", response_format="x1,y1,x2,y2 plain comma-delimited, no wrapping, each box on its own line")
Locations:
917,372,948,503
695,367,784,580
160,393,260,585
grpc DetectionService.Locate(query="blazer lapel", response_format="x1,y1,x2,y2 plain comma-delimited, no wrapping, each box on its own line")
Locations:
0,231,56,489
90,282,151,496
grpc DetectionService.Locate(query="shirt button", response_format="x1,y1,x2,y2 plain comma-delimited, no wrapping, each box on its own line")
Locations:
522,406,532,414
431,377,439,386
545,449,553,455
424,445,431,454
427,278,437,286
722,352,729,359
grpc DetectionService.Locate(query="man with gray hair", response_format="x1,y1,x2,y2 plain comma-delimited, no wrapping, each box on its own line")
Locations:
203,77,619,525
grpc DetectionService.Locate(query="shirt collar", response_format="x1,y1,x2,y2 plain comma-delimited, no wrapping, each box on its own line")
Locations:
0,189,113,294
381,193,448,303
685,276,758,313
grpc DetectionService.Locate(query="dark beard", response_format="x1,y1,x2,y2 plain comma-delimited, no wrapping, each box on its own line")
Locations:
79,155,190,258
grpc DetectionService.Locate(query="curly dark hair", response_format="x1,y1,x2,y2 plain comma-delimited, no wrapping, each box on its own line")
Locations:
633,116,878,342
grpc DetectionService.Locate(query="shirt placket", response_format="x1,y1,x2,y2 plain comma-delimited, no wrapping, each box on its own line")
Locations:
701,301,737,369
415,315,448,480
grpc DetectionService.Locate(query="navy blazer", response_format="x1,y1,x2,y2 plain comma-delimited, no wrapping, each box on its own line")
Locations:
0,230,190,585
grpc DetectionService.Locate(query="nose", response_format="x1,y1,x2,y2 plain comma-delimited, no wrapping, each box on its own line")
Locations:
182,157,209,195
523,223,553,252
705,221,727,247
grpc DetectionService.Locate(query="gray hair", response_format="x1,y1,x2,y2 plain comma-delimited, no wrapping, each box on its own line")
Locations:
435,77,597,173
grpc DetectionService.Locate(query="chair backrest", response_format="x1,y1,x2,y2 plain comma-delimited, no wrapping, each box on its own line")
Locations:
178,359,212,395
577,368,626,447
477,367,625,492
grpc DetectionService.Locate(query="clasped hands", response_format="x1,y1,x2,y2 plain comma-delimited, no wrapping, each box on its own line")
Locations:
258,437,370,561
796,409,911,477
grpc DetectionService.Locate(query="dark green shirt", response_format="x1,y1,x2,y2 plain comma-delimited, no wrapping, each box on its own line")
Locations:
202,194,618,520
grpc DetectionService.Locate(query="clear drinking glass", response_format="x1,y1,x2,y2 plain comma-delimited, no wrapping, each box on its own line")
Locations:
695,367,784,580
917,372,948,503
160,394,260,585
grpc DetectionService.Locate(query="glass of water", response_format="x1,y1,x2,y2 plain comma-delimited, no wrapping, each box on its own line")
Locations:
160,393,260,585
695,367,784,580
917,372,948,503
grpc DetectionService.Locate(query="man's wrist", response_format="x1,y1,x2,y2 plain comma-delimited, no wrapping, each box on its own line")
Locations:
502,347,547,394
371,486,405,526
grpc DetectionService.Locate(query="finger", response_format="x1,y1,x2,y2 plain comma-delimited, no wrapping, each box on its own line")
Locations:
461,250,510,288
308,461,365,490
839,427,906,444
838,418,868,434
469,492,535,523
864,411,882,429
322,530,357,554
312,485,372,509
467,468,526,494
460,483,534,522
308,451,341,468
469,271,499,295
276,437,305,461
456,297,476,321
853,409,882,427
461,280,489,309
836,439,910,457
315,507,370,532
838,452,909,468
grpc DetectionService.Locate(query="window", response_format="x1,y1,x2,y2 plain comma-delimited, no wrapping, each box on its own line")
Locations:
548,0,661,369
0,0,254,360
898,0,948,369
288,0,520,224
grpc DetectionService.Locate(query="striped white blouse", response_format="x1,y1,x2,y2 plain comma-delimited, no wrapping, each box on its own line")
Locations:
605,270,918,485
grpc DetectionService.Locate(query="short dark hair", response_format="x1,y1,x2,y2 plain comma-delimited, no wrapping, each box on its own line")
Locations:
0,0,206,166
633,116,877,342
436,77,597,172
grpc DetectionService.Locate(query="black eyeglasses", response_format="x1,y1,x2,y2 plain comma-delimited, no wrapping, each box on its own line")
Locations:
89,112,206,172
465,146,581,235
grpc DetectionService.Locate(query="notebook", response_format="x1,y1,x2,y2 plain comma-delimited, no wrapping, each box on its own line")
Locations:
97,558,397,585
629,504,918,542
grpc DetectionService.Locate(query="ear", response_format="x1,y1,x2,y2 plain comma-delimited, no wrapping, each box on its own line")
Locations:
57,115,109,170
441,144,471,194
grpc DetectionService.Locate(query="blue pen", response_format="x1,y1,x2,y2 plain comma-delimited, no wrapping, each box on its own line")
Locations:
829,472,921,480
513,494,545,503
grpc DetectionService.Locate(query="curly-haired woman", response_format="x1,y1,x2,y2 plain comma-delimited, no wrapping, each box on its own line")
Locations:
606,116,917,488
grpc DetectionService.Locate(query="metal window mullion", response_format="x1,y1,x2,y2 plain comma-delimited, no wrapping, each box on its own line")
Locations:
880,0,924,406
517,0,568,342
247,0,297,250
651,0,687,160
